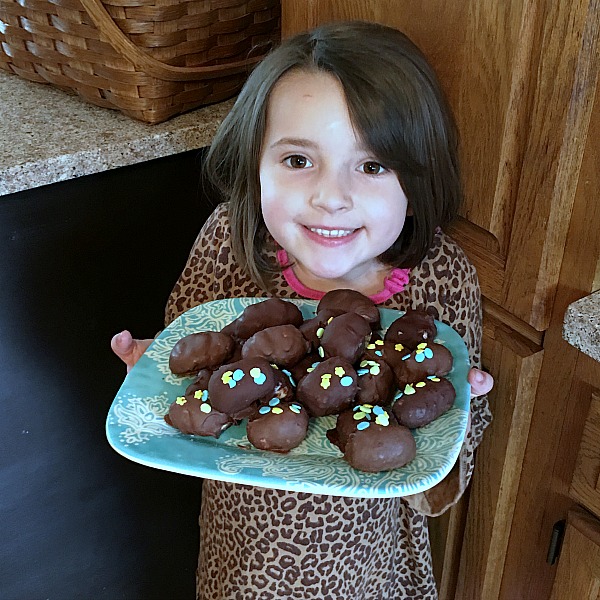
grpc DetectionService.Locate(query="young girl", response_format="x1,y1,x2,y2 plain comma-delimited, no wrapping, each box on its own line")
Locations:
112,21,493,599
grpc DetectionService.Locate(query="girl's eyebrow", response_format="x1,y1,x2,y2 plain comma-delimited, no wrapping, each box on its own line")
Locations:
270,137,318,150
269,137,372,156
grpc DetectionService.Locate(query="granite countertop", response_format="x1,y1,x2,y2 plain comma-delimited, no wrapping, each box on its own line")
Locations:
563,290,600,362
0,70,234,196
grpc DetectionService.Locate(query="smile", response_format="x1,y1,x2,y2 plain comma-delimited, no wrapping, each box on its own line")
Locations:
308,227,356,238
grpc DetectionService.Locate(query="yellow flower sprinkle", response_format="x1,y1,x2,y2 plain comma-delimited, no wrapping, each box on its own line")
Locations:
175,396,187,405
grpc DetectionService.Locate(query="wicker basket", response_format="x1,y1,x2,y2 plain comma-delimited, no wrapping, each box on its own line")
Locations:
0,0,280,124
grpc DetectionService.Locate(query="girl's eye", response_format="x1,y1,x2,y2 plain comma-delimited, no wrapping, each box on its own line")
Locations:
284,155,313,169
360,161,385,175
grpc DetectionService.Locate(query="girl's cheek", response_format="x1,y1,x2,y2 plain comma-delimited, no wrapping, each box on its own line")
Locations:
260,165,288,197
260,191,285,227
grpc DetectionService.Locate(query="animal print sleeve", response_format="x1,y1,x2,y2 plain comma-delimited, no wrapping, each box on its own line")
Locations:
164,203,227,326
404,244,492,517
164,202,267,325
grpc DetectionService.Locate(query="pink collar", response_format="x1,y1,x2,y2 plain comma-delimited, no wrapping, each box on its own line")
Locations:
276,249,410,305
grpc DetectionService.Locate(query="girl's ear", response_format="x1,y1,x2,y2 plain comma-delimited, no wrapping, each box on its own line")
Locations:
406,204,414,216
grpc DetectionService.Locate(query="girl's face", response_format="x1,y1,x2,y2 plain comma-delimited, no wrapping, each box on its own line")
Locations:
259,69,409,295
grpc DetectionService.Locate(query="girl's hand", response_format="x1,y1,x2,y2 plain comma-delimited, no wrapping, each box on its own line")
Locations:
468,368,494,398
111,330,153,373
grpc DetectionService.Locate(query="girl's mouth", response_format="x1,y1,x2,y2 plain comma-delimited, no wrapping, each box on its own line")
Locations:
307,227,357,238
304,226,362,248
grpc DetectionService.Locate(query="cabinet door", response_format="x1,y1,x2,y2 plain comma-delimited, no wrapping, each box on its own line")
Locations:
453,308,543,599
571,391,600,520
423,308,544,599
550,510,600,600
281,0,600,331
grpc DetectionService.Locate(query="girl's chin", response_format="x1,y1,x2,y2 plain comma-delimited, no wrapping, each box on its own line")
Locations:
294,262,372,287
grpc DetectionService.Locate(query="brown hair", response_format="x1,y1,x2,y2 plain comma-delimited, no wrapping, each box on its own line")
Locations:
203,20,462,291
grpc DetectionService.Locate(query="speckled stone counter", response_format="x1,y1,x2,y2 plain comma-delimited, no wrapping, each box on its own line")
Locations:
563,290,600,363
0,70,234,196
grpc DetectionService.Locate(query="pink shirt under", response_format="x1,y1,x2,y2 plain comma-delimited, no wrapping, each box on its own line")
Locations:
276,248,411,305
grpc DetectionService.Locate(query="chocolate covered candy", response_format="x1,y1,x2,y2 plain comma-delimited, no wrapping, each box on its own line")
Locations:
183,368,213,397
208,358,276,419
271,366,295,402
247,399,309,453
289,353,321,384
319,312,371,364
327,404,416,472
317,288,381,329
384,308,437,350
296,357,357,417
393,342,453,386
169,331,235,375
299,308,344,350
165,388,233,438
224,298,303,340
362,339,409,372
392,376,456,428
355,358,396,406
242,324,310,367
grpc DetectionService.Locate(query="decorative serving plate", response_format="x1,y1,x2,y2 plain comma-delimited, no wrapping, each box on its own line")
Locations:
106,298,470,498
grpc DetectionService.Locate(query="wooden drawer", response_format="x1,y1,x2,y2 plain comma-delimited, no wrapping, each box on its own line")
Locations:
570,391,600,520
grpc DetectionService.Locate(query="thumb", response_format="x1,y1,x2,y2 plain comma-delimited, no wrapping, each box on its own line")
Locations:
111,330,136,365
468,368,494,397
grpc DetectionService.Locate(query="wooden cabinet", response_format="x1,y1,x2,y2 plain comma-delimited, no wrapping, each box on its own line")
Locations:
282,2,600,598
567,352,600,523
550,510,600,600
571,392,600,519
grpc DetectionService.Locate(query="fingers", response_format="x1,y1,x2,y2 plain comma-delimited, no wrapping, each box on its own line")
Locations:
468,368,494,398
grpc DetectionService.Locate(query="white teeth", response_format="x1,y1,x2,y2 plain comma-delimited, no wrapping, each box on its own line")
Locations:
309,227,354,238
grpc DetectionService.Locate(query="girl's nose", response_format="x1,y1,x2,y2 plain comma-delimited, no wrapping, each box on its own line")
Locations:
310,171,353,213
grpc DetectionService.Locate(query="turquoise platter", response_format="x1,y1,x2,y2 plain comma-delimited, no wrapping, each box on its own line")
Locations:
106,298,470,498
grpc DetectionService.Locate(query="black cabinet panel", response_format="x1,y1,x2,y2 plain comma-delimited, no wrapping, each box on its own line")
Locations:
0,150,217,600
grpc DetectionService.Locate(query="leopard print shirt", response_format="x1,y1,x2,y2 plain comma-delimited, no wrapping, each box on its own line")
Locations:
165,203,492,600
